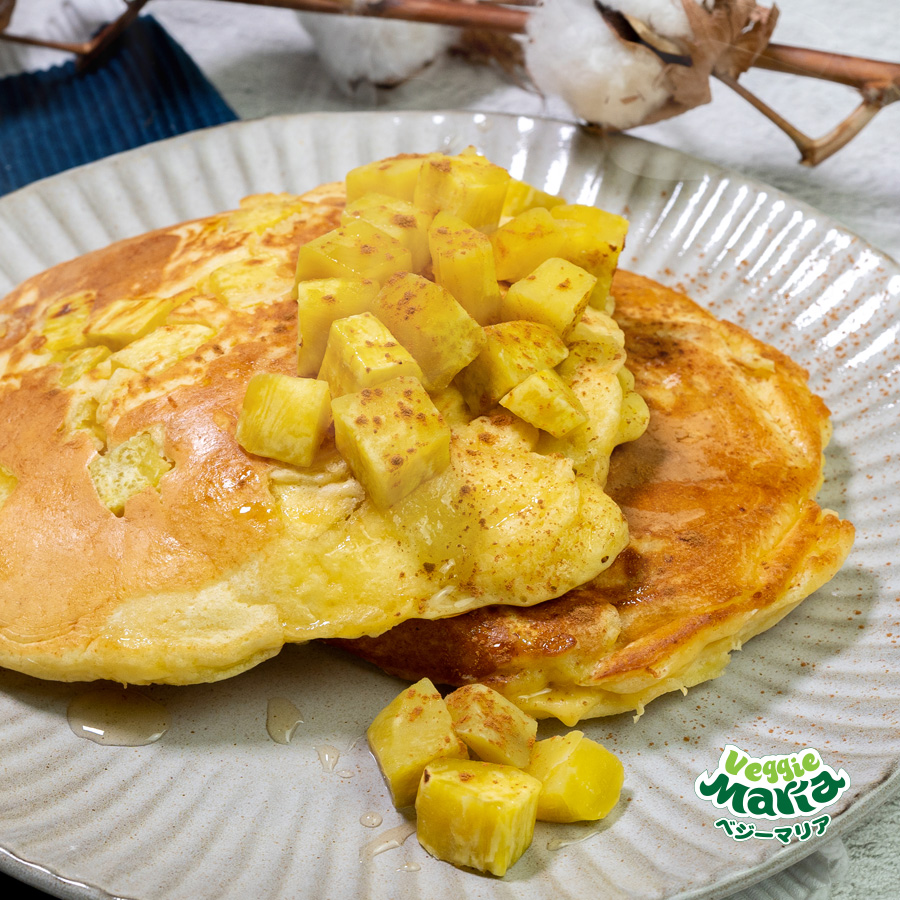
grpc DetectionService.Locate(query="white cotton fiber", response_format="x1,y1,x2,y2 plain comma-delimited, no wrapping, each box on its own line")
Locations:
601,0,694,39
525,0,674,129
297,13,457,93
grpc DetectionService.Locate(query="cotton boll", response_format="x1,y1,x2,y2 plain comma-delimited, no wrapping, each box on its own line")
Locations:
525,0,672,130
600,0,696,40
297,13,457,94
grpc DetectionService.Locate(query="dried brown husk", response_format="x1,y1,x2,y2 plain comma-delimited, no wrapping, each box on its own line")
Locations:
0,0,16,32
451,27,527,84
621,0,779,126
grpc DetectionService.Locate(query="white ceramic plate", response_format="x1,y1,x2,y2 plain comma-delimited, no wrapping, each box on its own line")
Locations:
0,112,897,900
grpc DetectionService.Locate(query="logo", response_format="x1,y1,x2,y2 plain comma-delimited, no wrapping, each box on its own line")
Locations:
695,744,850,845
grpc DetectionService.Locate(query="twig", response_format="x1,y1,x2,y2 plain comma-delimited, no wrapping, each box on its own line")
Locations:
211,0,529,32
0,0,151,69
1,0,898,163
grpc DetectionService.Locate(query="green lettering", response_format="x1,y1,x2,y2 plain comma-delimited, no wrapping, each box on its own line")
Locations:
697,772,748,814
746,787,776,817
763,759,778,784
745,762,762,782
810,769,849,806
802,752,820,773
773,783,800,815
776,758,793,781
723,749,748,776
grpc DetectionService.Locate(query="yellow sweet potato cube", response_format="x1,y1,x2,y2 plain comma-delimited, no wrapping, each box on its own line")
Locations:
525,731,624,823
616,387,650,444
373,272,485,391
444,684,537,769
59,346,111,387
206,257,289,310
551,204,628,310
331,376,451,509
455,320,568,416
413,152,511,229
41,291,94,352
236,373,332,468
345,153,435,204
0,464,17,511
109,324,214,376
85,296,180,349
342,192,433,273
317,312,424,398
490,207,566,282
500,368,587,439
567,305,626,349
428,212,501,325
88,431,172,516
416,759,542,877
295,277,379,377
366,677,468,808
501,179,565,219
501,258,596,340
293,219,412,287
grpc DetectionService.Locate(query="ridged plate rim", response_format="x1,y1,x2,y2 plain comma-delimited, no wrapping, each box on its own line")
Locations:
0,110,897,900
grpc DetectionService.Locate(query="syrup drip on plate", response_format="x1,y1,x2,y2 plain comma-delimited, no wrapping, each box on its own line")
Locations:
359,823,416,863
316,744,341,772
359,811,383,828
67,688,168,746
266,697,304,744
547,824,603,851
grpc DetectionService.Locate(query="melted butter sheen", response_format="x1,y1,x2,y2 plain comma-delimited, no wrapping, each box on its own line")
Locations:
67,688,168,746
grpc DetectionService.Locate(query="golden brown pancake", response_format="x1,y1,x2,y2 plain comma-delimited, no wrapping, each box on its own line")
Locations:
331,270,856,725
0,184,638,685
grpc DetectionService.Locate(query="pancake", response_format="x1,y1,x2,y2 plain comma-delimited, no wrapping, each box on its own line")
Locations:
0,183,641,685
330,270,856,725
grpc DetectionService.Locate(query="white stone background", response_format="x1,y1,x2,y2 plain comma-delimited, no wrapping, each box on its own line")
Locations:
1,2,898,899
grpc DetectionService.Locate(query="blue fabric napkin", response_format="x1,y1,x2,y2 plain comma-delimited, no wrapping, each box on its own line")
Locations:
0,15,237,195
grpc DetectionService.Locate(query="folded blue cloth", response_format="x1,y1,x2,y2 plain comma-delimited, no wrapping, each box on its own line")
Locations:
0,15,237,195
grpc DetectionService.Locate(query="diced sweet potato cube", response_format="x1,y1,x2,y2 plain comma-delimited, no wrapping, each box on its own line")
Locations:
428,212,501,325
501,258,596,339
525,731,624,822
294,219,412,286
455,320,568,416
88,431,172,516
366,677,468,808
500,368,587,438
236,373,332,468
59,346,111,387
567,305,626,349
41,291,94,352
550,204,628,310
373,272,485,391
331,376,451,508
206,257,289,310
490,207,566,282
295,277,379,377
414,152,511,229
85,296,180,350
109,324,214,376
342,193,433,273
345,154,435,204
317,312,423,398
444,684,537,768
501,179,565,219
416,759,541,877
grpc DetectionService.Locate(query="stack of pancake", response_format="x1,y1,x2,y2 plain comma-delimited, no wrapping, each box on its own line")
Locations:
0,176,853,723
